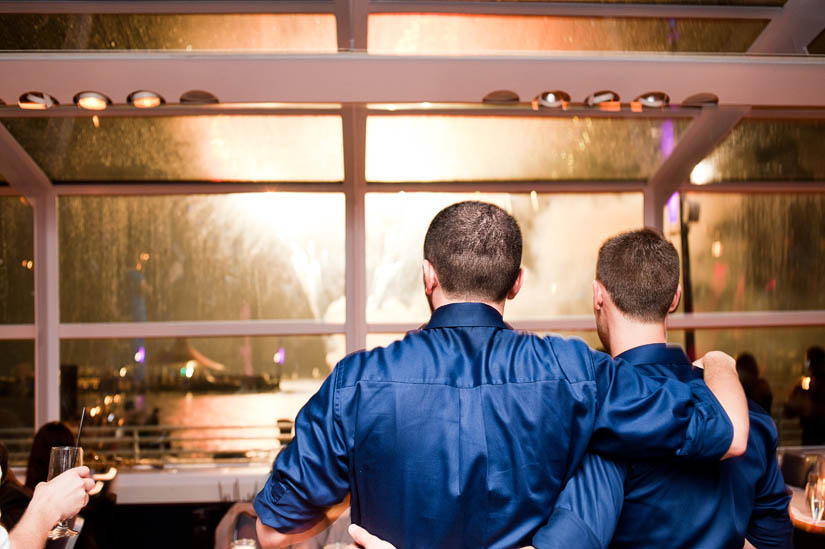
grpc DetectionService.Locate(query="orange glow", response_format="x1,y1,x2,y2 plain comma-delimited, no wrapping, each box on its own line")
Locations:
598,101,622,112
630,101,643,113
711,240,723,258
92,115,100,128
26,260,32,270
802,376,811,390
140,252,150,261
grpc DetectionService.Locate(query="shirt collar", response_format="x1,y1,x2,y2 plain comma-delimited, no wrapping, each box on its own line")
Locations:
616,342,692,368
425,302,509,330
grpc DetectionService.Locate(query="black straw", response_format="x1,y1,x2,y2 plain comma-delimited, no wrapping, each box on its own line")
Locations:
76,407,86,448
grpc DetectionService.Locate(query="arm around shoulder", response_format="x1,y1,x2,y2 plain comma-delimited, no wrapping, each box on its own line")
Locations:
696,351,749,459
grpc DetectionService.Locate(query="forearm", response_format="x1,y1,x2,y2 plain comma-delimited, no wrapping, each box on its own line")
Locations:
700,351,749,459
257,495,350,548
9,505,55,549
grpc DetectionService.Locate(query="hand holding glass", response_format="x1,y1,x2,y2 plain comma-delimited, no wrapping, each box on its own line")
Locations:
47,446,83,539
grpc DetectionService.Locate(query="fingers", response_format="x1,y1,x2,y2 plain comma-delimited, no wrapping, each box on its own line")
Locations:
347,524,394,549
73,465,91,478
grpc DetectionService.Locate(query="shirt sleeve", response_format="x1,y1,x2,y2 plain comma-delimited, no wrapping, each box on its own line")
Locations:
745,426,793,549
531,453,627,549
0,525,8,549
589,350,734,460
254,367,350,533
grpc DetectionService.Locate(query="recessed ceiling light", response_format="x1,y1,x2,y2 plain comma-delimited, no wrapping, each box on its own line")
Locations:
534,90,570,109
180,90,219,104
482,90,520,104
74,91,111,111
18,91,58,110
128,90,165,109
634,92,669,109
584,90,620,107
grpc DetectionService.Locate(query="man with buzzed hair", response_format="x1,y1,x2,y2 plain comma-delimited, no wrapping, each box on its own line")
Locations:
254,202,748,549
532,228,792,549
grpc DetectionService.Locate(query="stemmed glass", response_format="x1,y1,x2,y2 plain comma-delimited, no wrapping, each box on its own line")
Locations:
806,471,825,523
46,446,83,539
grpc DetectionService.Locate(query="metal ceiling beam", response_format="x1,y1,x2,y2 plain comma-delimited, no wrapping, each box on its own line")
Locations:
643,106,748,228
748,0,825,54
0,1,779,18
2,52,824,107
368,1,779,19
0,1,337,14
0,121,53,198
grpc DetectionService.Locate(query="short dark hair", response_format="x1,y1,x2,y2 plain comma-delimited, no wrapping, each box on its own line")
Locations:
424,201,522,302
596,228,680,322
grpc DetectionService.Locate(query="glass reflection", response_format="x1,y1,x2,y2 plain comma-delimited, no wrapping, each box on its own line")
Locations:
0,197,34,324
59,194,345,322
0,14,337,52
0,340,34,430
366,116,689,182
366,192,642,323
664,193,825,312
2,116,345,182
368,14,766,54
699,119,825,182
60,335,343,455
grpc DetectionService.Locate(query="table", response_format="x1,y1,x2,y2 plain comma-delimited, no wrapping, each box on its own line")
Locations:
789,485,825,535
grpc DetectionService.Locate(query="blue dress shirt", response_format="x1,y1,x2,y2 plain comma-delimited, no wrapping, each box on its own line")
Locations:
255,304,734,548
533,343,793,549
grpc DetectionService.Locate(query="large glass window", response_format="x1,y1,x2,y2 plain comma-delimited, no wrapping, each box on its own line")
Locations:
664,193,825,312
694,119,825,183
59,193,345,322
0,197,34,324
686,327,825,446
60,335,342,457
3,116,345,182
366,192,642,323
0,14,337,52
368,14,767,54
0,340,34,430
366,115,689,182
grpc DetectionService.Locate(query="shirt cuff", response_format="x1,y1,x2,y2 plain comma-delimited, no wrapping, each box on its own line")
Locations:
676,381,734,460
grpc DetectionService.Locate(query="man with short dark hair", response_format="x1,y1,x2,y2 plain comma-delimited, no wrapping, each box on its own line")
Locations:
254,202,748,549
532,228,792,549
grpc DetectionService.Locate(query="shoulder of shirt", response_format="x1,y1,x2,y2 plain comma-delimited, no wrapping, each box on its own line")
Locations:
330,327,599,387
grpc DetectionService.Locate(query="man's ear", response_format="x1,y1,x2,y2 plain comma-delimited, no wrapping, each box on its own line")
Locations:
506,268,525,300
592,279,606,311
669,284,682,314
422,259,439,296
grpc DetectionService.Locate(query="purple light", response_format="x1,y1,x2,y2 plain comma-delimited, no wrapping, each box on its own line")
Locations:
134,345,146,364
666,192,679,224
660,119,674,159
273,347,285,365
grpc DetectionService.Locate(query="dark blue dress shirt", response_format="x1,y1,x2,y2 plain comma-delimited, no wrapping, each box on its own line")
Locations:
255,304,734,548
533,343,793,549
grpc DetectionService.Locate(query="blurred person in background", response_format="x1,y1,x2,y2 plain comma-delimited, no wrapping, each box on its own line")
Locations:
0,442,31,531
736,352,774,415
24,424,74,493
784,346,825,445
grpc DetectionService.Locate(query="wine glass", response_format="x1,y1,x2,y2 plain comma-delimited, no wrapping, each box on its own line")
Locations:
46,446,83,540
806,471,825,523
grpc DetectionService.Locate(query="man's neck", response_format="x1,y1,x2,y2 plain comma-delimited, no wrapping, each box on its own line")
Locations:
430,289,506,316
607,315,668,358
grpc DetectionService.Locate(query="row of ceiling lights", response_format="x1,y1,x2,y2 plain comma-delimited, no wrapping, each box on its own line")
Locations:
485,89,718,110
5,88,718,111
5,90,219,110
